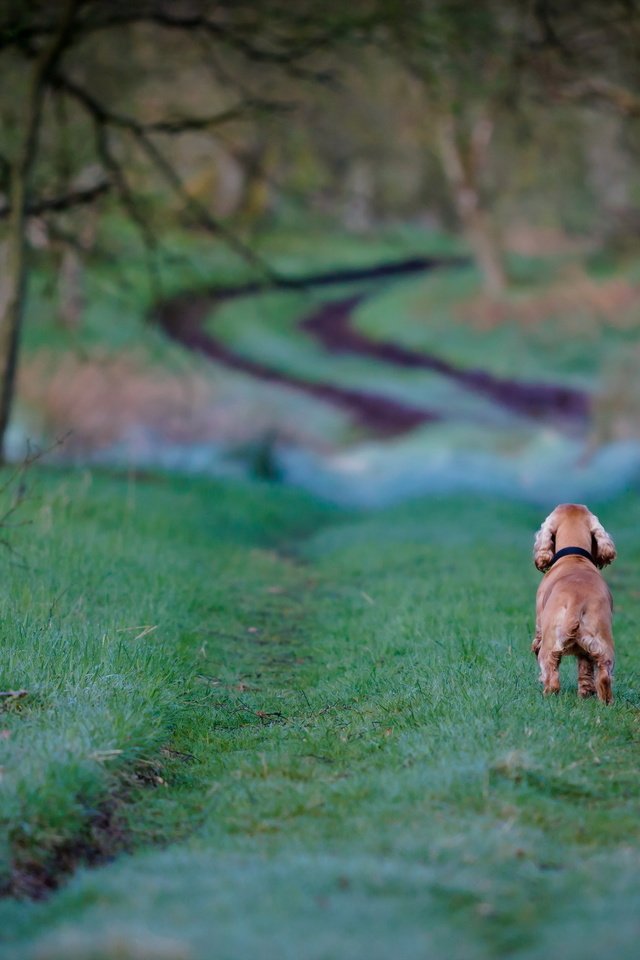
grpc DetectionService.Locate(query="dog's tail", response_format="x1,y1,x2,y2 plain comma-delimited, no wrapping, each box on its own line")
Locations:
555,604,584,643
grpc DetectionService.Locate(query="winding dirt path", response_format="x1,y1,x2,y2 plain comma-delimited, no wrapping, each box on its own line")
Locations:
301,295,589,423
155,290,437,435
153,257,590,436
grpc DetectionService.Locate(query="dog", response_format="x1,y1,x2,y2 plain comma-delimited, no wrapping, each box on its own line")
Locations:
532,503,616,703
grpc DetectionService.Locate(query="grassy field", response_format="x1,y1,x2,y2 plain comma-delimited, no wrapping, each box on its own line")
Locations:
15,223,640,510
356,254,640,382
1,466,640,959
16,223,468,460
208,283,515,426
205,252,640,394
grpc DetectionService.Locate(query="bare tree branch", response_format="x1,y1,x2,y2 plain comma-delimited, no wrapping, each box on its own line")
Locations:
0,179,110,219
54,72,281,281
562,75,640,116
2,4,346,82
101,7,345,75
135,100,291,135
132,129,279,280
90,113,162,297
34,68,160,289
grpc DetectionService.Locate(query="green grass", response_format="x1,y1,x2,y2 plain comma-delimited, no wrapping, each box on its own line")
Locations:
22,217,459,358
356,256,640,384
195,250,640,398
207,284,514,426
21,219,640,408
19,221,640,486
0,467,332,889
18,220,478,455
1,467,640,958
196,250,640,451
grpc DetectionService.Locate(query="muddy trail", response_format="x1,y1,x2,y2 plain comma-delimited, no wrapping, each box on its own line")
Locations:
153,257,590,436
155,292,436,435
302,295,589,423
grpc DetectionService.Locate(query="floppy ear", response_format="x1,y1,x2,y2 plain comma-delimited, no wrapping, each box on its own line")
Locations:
589,512,616,568
533,509,558,572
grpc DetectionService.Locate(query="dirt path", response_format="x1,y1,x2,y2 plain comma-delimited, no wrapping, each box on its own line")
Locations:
301,295,589,424
153,257,590,435
155,291,437,435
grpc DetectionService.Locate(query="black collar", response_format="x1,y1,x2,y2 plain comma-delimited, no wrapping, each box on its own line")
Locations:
549,546,596,568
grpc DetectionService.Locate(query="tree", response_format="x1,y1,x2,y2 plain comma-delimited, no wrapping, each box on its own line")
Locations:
0,0,347,461
507,1,640,243
365,1,518,296
525,1,640,114
0,0,81,458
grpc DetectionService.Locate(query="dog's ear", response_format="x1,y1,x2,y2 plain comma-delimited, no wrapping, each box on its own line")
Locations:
533,509,558,572
589,512,616,568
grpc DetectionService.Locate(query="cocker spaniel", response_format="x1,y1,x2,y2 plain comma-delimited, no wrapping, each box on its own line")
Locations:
532,503,616,703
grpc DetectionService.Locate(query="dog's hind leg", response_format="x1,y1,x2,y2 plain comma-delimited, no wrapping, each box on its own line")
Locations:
577,654,596,698
531,630,542,656
538,647,561,695
594,654,614,705
580,632,614,704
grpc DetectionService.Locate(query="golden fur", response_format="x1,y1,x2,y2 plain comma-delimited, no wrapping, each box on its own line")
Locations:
532,503,616,703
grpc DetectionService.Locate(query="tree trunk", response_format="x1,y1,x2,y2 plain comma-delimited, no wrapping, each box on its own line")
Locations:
0,0,79,461
55,212,96,331
56,245,84,330
437,111,507,298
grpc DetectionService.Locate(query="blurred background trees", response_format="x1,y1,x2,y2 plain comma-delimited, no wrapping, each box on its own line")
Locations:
2,0,640,462
0,0,352,458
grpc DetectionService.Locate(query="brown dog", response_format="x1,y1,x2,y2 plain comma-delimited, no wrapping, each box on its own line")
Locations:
532,503,616,703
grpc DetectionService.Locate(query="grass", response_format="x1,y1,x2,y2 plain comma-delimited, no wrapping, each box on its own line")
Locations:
356,255,640,384
22,217,459,359
206,255,640,397
18,221,640,486
207,284,512,426
6,220,640,952
0,467,332,891
0,466,640,958
17,220,473,457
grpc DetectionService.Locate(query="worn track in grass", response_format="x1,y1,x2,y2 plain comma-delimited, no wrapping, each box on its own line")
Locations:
155,291,436,436
153,258,590,435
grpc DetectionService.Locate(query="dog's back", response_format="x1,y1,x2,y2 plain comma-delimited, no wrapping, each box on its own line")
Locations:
538,562,613,657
